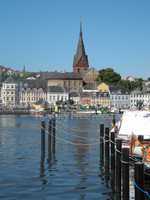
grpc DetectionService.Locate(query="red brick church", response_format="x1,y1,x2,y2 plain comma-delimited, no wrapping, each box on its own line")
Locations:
73,22,89,74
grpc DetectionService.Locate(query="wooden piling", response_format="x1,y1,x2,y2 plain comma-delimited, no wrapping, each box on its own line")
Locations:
104,127,110,182
110,131,115,191
41,121,46,160
52,115,56,154
48,118,52,161
122,147,129,200
134,162,145,200
115,138,122,198
100,124,104,166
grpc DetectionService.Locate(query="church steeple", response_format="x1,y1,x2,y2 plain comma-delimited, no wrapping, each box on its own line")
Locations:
73,22,89,73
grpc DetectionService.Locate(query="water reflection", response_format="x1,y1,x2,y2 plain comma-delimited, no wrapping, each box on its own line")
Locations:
0,115,116,200
73,120,90,200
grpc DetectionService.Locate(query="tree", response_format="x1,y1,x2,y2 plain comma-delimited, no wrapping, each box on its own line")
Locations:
96,68,121,85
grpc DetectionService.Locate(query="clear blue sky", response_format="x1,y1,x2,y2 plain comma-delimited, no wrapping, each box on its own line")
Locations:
0,0,150,78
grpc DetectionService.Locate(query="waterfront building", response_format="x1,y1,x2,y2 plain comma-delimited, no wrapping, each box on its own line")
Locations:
73,22,89,74
80,82,110,107
130,90,150,109
110,90,130,109
46,72,83,93
19,87,47,107
47,85,69,105
1,77,19,107
97,83,110,107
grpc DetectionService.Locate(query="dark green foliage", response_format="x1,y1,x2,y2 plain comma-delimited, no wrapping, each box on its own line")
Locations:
96,68,143,92
96,68,121,84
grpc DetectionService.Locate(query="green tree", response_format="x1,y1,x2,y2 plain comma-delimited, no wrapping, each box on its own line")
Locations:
96,68,121,85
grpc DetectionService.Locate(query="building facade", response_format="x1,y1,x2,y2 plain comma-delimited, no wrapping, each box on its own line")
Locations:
47,86,69,105
130,90,150,109
46,72,83,93
110,93,130,109
19,88,47,106
1,77,19,107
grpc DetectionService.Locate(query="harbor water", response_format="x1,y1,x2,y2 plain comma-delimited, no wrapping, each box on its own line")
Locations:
0,114,116,200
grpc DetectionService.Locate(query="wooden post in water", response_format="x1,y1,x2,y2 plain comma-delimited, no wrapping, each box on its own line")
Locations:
122,147,129,200
100,124,104,167
52,115,56,155
48,118,52,161
110,131,116,191
134,162,145,200
104,127,110,183
41,120,46,160
115,138,122,198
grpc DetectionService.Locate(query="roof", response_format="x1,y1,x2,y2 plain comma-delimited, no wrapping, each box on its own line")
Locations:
40,72,83,80
69,92,79,97
48,86,65,93
4,76,16,83
73,23,89,70
21,79,47,90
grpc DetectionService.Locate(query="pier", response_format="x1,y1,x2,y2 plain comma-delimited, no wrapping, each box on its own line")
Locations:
41,114,150,200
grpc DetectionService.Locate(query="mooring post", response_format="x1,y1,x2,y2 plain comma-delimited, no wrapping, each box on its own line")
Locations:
48,118,52,161
100,124,104,167
41,120,46,160
115,138,122,198
104,127,110,183
122,147,129,200
134,162,145,200
52,115,56,154
110,131,116,191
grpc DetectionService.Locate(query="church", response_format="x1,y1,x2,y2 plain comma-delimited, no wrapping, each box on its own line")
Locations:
46,23,98,93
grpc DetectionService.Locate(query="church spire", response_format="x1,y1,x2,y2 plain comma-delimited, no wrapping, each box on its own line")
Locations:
73,22,89,73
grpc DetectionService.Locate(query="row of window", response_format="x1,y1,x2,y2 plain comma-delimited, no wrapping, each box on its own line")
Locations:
3,91,14,95
3,85,16,89
131,94,150,98
3,97,14,101
49,96,68,101
111,96,129,100
112,104,129,107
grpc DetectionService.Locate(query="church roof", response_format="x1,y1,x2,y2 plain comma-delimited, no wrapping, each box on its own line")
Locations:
42,72,83,80
73,23,89,71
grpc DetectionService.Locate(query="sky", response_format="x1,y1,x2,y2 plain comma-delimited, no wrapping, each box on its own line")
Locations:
0,0,150,78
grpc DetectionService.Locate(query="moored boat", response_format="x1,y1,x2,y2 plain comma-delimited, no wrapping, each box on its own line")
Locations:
114,111,150,171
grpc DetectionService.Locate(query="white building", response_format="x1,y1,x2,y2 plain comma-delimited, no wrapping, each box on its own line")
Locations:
110,90,130,109
130,90,150,109
47,86,68,105
19,88,47,106
1,77,19,107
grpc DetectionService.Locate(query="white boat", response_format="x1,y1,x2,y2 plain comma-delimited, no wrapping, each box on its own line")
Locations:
115,111,150,167
118,110,150,140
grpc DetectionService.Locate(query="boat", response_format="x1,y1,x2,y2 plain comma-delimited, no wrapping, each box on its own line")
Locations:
115,111,150,174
